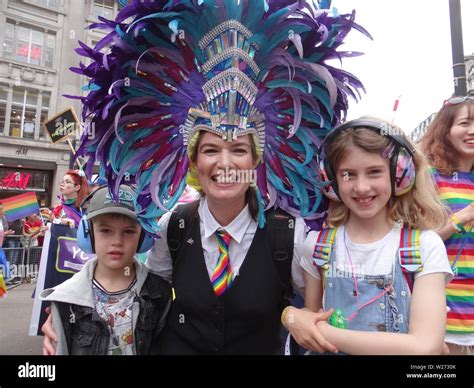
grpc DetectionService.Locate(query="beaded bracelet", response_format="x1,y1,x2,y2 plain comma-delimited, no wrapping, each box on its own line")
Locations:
281,306,293,326
451,214,467,234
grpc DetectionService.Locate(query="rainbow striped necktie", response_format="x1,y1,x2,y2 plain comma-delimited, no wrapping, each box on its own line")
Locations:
211,230,233,296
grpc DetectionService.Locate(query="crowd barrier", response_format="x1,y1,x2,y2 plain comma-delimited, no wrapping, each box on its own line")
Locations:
2,236,43,287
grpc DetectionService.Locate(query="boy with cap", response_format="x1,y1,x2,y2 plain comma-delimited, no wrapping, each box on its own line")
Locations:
40,185,171,355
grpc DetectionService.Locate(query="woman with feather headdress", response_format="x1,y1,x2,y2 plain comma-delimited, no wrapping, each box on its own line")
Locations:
43,0,369,354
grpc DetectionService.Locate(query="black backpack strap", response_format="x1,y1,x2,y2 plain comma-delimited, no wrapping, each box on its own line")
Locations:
266,208,295,308
167,200,200,265
266,209,299,355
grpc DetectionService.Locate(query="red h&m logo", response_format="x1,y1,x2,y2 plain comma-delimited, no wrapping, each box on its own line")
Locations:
1,172,31,190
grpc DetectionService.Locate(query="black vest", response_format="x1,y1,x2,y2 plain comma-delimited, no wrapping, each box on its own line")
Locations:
158,213,285,355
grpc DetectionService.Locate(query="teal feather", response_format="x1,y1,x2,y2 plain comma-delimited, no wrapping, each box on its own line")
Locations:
127,11,181,32
266,80,308,94
293,130,314,165
243,0,266,32
224,0,242,21
255,185,267,229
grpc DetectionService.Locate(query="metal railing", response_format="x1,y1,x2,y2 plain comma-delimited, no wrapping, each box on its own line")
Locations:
2,235,43,288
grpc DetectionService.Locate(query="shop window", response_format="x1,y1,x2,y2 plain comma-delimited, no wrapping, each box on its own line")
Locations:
8,87,50,140
3,21,56,68
0,86,7,135
92,0,115,20
28,0,60,8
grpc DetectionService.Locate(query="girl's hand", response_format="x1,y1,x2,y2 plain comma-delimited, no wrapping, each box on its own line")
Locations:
456,203,474,226
41,308,57,356
285,307,338,353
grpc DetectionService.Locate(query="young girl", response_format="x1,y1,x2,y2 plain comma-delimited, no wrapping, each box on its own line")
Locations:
421,97,474,355
283,118,453,355
52,170,90,227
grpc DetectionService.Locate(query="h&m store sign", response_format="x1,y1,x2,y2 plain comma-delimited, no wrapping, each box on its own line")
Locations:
1,171,31,190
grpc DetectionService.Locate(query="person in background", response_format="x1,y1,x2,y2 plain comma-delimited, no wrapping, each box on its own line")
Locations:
23,214,47,247
52,170,90,228
421,96,474,355
0,203,15,279
0,203,14,241
3,218,24,271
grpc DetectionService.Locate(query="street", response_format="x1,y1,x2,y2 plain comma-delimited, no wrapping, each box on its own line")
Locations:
0,282,43,355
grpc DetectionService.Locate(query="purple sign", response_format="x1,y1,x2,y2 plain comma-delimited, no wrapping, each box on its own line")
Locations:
56,236,95,273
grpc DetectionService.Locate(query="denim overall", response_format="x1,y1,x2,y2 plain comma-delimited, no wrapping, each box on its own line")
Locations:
322,245,411,334
301,246,412,356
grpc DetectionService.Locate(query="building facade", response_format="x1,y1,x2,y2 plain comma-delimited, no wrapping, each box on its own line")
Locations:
0,0,121,206
465,54,474,96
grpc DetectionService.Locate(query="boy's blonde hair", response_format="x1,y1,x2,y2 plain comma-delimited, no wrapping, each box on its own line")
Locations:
325,119,447,230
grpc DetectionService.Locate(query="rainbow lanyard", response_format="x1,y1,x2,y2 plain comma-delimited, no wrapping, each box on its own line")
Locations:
329,230,395,329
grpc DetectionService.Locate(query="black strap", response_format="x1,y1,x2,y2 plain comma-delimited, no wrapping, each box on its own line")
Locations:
56,302,73,354
167,201,200,265
266,208,295,307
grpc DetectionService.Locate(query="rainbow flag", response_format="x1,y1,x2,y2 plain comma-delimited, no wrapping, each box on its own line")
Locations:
2,192,40,222
0,272,6,300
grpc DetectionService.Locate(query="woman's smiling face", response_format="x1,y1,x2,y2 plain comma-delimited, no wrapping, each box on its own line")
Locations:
194,132,257,207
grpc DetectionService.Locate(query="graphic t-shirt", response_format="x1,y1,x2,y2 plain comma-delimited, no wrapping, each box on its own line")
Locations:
92,278,137,355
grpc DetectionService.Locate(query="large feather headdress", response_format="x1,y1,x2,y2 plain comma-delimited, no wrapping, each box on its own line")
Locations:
71,0,371,232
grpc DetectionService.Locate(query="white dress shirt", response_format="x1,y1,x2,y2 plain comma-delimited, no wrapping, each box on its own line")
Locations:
146,198,306,294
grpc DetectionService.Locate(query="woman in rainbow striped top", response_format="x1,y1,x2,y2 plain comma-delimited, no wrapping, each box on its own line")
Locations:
421,96,474,355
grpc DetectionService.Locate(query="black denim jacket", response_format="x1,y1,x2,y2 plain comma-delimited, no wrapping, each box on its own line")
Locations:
56,272,171,355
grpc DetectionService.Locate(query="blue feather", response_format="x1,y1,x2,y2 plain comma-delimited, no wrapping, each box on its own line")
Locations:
255,186,266,229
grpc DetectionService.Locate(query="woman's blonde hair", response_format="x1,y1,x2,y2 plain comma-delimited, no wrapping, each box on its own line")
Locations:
325,119,447,230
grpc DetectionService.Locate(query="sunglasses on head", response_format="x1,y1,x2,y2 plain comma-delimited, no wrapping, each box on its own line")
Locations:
443,96,474,106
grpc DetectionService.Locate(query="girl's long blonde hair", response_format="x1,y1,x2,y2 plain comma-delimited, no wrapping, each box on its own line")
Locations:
326,120,447,230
